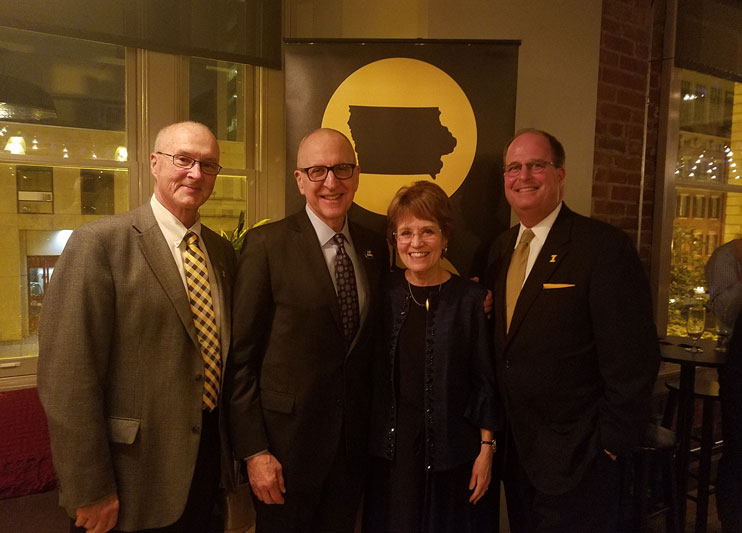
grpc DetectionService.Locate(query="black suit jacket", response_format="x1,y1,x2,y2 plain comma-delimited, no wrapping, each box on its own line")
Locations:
224,209,388,493
487,205,659,495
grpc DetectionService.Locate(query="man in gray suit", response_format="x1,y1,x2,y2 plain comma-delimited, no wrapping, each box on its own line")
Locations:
38,121,236,533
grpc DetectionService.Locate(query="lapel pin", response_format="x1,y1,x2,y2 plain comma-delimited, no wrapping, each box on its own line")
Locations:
365,250,374,259
550,254,557,263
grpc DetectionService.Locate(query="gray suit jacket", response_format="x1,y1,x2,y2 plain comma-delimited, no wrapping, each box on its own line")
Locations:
37,203,236,531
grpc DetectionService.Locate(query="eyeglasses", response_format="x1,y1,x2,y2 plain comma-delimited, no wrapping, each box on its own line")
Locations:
504,159,558,177
393,227,442,244
298,164,356,182
157,152,223,176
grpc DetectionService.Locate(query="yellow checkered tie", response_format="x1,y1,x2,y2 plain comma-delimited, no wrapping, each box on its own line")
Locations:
184,232,221,411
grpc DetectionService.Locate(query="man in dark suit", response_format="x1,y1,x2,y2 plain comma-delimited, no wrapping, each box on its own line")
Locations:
487,129,659,532
224,128,388,532
38,121,236,532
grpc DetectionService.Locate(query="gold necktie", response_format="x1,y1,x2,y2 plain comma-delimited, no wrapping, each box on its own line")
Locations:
505,229,535,332
184,232,221,411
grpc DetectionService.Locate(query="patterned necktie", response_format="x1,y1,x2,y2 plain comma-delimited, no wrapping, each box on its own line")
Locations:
184,232,221,411
505,229,535,332
333,233,360,346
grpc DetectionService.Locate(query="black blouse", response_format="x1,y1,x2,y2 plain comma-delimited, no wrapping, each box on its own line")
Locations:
369,270,501,472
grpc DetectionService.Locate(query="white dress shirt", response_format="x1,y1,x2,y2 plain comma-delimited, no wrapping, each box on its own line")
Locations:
150,195,223,337
514,202,563,287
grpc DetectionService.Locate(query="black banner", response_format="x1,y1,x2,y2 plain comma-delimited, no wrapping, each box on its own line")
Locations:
285,39,519,277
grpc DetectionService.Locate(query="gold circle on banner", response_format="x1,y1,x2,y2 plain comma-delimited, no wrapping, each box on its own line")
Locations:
322,57,477,215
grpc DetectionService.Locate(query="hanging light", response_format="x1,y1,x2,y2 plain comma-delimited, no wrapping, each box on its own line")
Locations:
4,135,26,154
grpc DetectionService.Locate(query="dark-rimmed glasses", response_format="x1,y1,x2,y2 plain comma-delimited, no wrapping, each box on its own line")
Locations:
157,152,223,176
298,164,356,182
504,159,558,177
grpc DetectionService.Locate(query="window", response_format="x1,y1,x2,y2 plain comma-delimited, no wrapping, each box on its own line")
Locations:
80,169,115,215
17,166,53,213
692,195,706,218
665,68,742,336
0,27,267,376
676,193,690,217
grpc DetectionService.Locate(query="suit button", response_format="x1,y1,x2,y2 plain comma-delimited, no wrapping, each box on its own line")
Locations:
505,359,511,369
192,425,200,434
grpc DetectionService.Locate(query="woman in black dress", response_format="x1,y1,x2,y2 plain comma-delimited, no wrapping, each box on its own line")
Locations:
366,181,500,532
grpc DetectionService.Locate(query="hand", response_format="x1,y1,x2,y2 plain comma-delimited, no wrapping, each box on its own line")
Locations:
74,492,119,533
469,277,493,318
247,452,286,504
604,449,617,461
468,447,493,504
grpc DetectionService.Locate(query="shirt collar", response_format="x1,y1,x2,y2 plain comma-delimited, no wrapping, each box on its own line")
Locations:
150,195,202,247
305,204,351,246
517,201,562,243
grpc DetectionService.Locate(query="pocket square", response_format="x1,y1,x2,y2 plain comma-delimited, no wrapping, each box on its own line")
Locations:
543,283,575,289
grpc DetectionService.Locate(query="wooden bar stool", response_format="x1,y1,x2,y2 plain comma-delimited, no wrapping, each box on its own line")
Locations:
664,378,723,533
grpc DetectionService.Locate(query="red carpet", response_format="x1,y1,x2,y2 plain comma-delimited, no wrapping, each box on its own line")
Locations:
0,388,56,499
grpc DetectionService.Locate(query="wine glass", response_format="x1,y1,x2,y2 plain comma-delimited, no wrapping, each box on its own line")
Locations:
686,303,706,352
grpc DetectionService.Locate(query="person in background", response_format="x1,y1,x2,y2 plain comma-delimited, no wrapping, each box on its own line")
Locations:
365,181,499,533
224,128,389,532
487,128,660,532
706,239,742,531
38,121,236,532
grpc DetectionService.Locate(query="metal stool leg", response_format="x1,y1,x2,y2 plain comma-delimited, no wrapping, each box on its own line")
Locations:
695,398,716,533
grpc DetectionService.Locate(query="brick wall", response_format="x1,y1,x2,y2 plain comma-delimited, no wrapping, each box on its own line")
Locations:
593,0,664,269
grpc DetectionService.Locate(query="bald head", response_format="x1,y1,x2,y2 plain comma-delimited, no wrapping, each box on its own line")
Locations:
154,121,219,157
296,128,356,167
293,128,360,232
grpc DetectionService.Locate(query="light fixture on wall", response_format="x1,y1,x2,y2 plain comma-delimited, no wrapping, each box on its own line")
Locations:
4,135,26,154
0,76,57,122
114,146,128,161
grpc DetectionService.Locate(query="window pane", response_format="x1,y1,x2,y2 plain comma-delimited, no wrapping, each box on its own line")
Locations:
1,167,128,357
0,27,128,363
667,68,742,336
189,58,256,170
0,27,126,165
200,173,247,241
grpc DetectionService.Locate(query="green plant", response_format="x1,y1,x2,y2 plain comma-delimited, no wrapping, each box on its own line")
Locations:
220,211,269,252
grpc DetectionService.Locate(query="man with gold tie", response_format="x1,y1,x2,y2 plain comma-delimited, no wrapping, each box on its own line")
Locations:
38,121,236,532
487,129,660,532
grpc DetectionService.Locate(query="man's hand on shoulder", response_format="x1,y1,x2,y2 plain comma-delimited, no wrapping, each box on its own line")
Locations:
75,492,119,533
247,452,286,504
470,276,493,317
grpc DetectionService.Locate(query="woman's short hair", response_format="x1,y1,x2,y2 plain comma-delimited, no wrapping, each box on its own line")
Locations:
386,181,453,246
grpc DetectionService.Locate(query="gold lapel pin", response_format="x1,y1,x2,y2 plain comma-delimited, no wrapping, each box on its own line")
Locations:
550,254,557,263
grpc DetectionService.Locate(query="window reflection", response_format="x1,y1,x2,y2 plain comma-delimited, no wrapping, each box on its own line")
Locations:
190,58,255,238
668,68,742,336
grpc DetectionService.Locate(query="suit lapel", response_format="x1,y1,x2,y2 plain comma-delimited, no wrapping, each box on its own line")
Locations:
505,207,573,346
290,211,345,338
348,223,381,356
495,228,518,347
201,229,231,356
133,205,199,349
